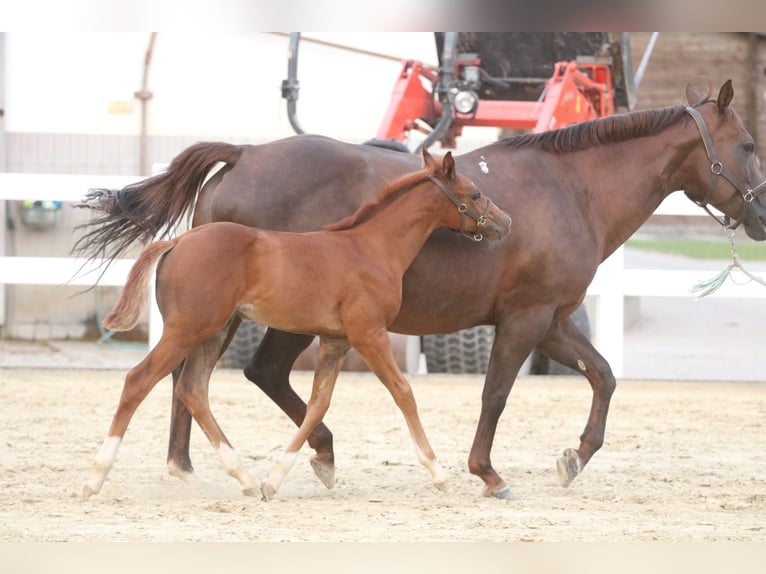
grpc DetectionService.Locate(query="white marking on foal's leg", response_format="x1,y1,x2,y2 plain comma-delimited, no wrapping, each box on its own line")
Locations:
260,450,298,501
215,443,259,496
414,446,449,490
83,436,122,498
577,359,587,372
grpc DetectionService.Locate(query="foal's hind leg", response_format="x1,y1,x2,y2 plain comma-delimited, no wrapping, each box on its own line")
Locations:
351,328,448,490
260,337,350,501
174,334,259,496
167,316,241,481
536,315,617,487
83,338,188,498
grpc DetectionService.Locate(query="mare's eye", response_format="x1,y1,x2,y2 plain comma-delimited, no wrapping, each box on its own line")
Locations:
744,142,755,154
471,192,481,202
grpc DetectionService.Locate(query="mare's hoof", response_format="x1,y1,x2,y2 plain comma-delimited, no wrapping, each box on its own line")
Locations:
260,482,277,502
556,448,581,487
310,455,336,489
433,478,449,492
482,483,511,499
82,484,97,499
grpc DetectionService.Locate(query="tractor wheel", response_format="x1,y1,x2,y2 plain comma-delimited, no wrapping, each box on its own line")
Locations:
218,320,266,369
529,305,592,376
420,305,591,376
421,326,495,374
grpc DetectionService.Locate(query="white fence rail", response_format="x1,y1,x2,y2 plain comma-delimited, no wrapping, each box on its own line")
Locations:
0,173,163,348
2,172,766,376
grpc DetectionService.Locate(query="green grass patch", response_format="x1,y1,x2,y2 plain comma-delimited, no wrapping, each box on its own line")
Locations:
626,238,766,260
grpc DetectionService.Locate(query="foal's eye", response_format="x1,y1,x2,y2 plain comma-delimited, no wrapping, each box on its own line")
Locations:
471,192,482,202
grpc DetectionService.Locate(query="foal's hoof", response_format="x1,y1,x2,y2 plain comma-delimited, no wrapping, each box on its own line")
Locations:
242,485,261,498
260,482,277,502
556,448,581,487
167,461,199,483
310,455,336,489
482,483,511,499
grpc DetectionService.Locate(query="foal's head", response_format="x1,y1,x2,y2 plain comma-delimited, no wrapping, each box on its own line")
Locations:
422,148,512,241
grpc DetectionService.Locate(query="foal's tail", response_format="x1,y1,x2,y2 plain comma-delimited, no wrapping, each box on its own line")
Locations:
102,240,176,331
74,142,242,263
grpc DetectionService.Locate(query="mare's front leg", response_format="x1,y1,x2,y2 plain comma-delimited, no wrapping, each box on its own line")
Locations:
244,328,336,487
261,337,350,501
469,309,553,498
351,328,449,491
84,337,189,498
166,316,241,480
535,313,617,487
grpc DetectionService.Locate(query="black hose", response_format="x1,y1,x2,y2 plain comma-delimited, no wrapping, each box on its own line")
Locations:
416,32,458,152
282,32,305,135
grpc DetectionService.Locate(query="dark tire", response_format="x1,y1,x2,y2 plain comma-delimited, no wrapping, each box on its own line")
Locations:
529,305,592,376
218,320,266,369
421,326,495,374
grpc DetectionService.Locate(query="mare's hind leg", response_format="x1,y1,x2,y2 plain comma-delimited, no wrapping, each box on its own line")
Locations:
536,314,617,487
243,328,336,487
83,337,188,498
261,337,350,501
166,316,241,480
174,332,259,496
351,328,448,490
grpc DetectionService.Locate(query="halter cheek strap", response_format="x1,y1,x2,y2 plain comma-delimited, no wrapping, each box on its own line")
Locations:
428,175,492,241
684,106,766,229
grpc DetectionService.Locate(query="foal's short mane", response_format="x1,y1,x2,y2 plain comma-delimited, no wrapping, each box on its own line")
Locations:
324,166,434,232
502,103,695,152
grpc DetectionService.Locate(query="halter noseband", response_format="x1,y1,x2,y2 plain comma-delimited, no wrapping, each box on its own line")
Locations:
684,106,766,229
428,175,491,241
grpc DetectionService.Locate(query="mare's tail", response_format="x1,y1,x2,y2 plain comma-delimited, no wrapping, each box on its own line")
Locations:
74,142,242,263
103,240,176,331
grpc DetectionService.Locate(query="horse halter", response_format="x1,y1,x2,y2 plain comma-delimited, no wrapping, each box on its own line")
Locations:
684,106,766,229
428,175,491,241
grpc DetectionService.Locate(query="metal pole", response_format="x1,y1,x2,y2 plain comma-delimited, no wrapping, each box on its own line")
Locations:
633,32,659,92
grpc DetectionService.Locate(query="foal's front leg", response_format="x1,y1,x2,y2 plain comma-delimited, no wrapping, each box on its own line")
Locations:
261,337,350,501
351,328,448,490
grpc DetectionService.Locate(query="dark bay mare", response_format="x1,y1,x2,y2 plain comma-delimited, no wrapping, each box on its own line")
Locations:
78,81,766,498
82,150,511,499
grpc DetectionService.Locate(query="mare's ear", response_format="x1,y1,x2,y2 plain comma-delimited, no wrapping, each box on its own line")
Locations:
421,147,435,169
685,84,706,106
716,79,733,113
442,151,456,181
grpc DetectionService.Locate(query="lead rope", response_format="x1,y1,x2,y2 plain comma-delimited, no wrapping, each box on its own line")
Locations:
690,231,766,297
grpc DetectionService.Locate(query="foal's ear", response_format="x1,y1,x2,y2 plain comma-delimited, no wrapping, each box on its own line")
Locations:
442,151,457,181
685,84,706,106
716,79,733,113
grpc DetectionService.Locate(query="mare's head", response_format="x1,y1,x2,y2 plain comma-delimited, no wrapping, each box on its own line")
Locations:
682,80,766,240
422,148,512,241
